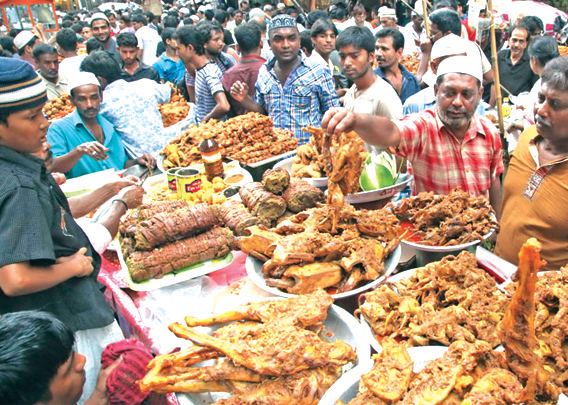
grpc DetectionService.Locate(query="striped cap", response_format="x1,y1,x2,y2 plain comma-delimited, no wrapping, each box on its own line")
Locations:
0,57,47,114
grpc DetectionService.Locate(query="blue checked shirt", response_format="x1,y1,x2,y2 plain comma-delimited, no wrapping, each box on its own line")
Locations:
255,52,339,145
99,79,193,157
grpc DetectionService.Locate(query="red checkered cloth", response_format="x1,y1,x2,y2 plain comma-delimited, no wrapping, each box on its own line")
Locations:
392,108,504,197
101,338,153,405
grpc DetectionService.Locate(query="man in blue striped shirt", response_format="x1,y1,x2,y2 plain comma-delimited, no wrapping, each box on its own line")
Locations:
175,25,230,124
230,14,339,145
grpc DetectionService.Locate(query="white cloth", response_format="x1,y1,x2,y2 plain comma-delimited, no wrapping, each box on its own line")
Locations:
340,18,374,32
75,320,124,405
77,219,113,255
59,55,86,82
343,76,402,154
403,22,422,54
135,25,162,66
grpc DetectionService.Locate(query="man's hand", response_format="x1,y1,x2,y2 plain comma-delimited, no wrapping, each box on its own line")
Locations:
136,154,157,169
322,107,357,137
55,247,94,277
118,185,144,209
230,81,249,102
420,38,432,55
103,178,138,196
76,142,109,161
85,356,123,405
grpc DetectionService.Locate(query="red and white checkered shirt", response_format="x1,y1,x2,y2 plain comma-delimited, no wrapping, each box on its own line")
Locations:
393,108,504,197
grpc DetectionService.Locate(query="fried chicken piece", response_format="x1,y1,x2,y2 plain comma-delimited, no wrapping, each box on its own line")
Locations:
168,322,357,376
184,289,333,330
266,263,343,294
361,338,413,402
216,367,341,405
499,238,561,403
400,340,492,405
236,225,282,262
460,369,524,405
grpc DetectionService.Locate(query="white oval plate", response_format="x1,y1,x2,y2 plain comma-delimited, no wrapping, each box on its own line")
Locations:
245,245,401,300
273,155,329,188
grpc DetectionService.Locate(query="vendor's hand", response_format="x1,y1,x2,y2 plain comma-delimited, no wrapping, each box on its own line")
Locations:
230,81,249,102
118,185,144,209
420,38,432,55
85,356,123,405
136,154,156,169
56,247,94,277
322,107,357,137
76,142,109,161
103,178,138,196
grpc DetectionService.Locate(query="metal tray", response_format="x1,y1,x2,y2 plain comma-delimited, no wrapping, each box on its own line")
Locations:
319,346,449,405
176,300,371,405
245,244,401,300
273,155,329,188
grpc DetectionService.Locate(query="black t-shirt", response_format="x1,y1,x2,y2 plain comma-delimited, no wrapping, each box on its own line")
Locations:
497,48,539,96
121,60,161,83
0,146,114,332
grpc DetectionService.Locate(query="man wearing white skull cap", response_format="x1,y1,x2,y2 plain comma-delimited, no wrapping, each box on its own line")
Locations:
322,55,504,216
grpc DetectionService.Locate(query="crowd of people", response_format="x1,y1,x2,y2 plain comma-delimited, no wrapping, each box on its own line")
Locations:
1,0,568,403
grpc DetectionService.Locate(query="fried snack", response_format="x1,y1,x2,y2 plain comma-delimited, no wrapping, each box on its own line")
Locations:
240,204,400,295
559,46,568,56
357,251,509,348
124,227,234,282
262,168,290,194
43,93,75,120
389,188,499,246
159,86,190,127
139,292,356,405
239,182,287,221
400,52,420,75
160,113,297,168
282,179,324,213
219,199,266,236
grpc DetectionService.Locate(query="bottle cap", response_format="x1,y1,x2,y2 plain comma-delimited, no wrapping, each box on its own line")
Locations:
203,131,212,139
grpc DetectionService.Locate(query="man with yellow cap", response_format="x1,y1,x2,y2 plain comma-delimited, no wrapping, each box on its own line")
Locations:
323,55,504,215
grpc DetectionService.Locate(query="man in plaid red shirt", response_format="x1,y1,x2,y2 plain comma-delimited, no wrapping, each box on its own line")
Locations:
323,55,504,217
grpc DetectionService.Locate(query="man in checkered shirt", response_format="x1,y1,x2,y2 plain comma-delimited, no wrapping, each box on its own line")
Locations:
323,55,504,217
230,14,339,145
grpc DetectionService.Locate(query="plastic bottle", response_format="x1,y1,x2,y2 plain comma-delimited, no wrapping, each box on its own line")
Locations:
200,132,224,181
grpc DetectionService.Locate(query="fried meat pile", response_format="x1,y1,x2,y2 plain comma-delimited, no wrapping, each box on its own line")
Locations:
159,86,190,127
238,203,400,294
506,265,568,395
43,93,75,120
346,239,561,405
389,189,499,246
119,202,234,282
139,290,357,404
357,251,509,347
161,112,297,168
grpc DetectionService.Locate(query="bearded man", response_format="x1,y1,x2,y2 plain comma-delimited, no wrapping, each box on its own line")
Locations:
322,55,504,216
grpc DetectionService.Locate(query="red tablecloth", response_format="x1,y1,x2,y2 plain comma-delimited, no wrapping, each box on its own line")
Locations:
97,250,248,405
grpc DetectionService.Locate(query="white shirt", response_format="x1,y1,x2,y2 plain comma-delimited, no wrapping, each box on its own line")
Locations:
135,25,162,66
308,50,335,76
58,55,86,82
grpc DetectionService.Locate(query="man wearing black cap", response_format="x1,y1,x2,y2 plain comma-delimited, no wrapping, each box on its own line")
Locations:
230,14,339,145
0,57,123,404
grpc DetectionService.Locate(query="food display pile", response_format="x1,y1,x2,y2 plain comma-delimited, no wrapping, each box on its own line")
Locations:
139,290,357,404
43,93,75,120
390,188,499,246
400,52,420,75
344,239,563,405
158,86,191,127
119,202,234,282
357,251,509,347
239,203,400,294
144,174,227,205
161,112,298,169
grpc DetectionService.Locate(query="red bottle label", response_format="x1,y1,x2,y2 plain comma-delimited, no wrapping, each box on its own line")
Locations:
168,178,177,192
185,179,202,193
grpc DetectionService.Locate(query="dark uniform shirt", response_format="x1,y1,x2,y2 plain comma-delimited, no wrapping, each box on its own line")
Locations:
121,59,160,83
0,146,114,332
497,48,539,96
374,63,421,104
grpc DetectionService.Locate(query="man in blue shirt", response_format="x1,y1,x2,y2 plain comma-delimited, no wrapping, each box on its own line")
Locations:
374,28,420,104
153,28,187,84
47,72,155,178
230,14,339,145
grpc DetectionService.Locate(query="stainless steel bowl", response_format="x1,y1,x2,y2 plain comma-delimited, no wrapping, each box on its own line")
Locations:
176,300,371,405
245,244,401,300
